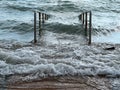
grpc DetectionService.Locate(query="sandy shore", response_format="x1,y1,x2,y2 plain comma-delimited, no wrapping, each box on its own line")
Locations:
0,76,112,90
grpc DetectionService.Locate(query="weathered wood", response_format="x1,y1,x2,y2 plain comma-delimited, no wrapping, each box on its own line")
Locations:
34,12,37,43
33,11,50,43
82,13,84,25
85,12,88,36
88,11,92,45
45,14,48,20
42,13,45,23
78,14,82,20
39,12,42,36
78,11,92,45
104,46,115,50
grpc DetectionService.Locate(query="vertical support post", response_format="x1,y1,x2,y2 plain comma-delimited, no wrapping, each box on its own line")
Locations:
45,14,48,20
34,11,37,43
42,13,45,23
88,11,92,45
39,12,41,36
82,13,84,25
80,14,81,20
79,14,82,20
80,14,82,20
85,12,88,36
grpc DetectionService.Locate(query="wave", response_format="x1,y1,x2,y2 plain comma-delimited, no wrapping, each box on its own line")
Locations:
12,23,33,34
44,23,84,34
6,4,32,11
0,20,33,34
3,0,79,13
0,39,120,81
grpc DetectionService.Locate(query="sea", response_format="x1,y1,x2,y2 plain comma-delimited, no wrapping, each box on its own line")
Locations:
0,0,120,89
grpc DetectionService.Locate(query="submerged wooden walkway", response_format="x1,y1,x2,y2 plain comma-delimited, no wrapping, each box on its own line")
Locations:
33,11,92,45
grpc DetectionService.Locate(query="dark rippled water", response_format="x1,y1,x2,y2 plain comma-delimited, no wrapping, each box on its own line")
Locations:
0,0,120,43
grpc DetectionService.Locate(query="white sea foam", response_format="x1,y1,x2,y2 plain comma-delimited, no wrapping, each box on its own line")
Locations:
0,31,120,81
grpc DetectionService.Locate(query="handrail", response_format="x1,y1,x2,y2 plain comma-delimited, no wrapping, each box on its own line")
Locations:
79,11,92,45
33,11,92,44
34,11,50,43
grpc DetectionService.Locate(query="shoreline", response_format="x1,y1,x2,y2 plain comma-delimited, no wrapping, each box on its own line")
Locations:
2,75,112,90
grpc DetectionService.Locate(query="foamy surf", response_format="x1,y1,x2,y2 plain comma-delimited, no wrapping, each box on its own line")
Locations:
0,28,119,89
0,31,120,83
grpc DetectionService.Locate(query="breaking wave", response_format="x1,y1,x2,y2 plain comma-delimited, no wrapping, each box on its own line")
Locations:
0,0,120,83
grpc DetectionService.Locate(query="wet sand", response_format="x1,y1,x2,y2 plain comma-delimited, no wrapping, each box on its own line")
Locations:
3,76,111,90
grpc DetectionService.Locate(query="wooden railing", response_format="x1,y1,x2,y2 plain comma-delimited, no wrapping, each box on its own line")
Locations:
34,11,50,43
78,11,92,45
33,11,92,45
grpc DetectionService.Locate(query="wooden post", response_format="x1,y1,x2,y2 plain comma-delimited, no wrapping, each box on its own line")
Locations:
78,15,80,20
79,14,82,20
34,11,37,43
42,13,45,23
45,14,48,20
85,12,88,36
80,14,81,20
39,12,41,36
88,11,92,45
80,14,82,20
82,13,84,25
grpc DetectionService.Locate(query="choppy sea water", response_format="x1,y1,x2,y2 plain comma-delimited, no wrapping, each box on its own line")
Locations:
0,0,120,42
0,0,120,89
